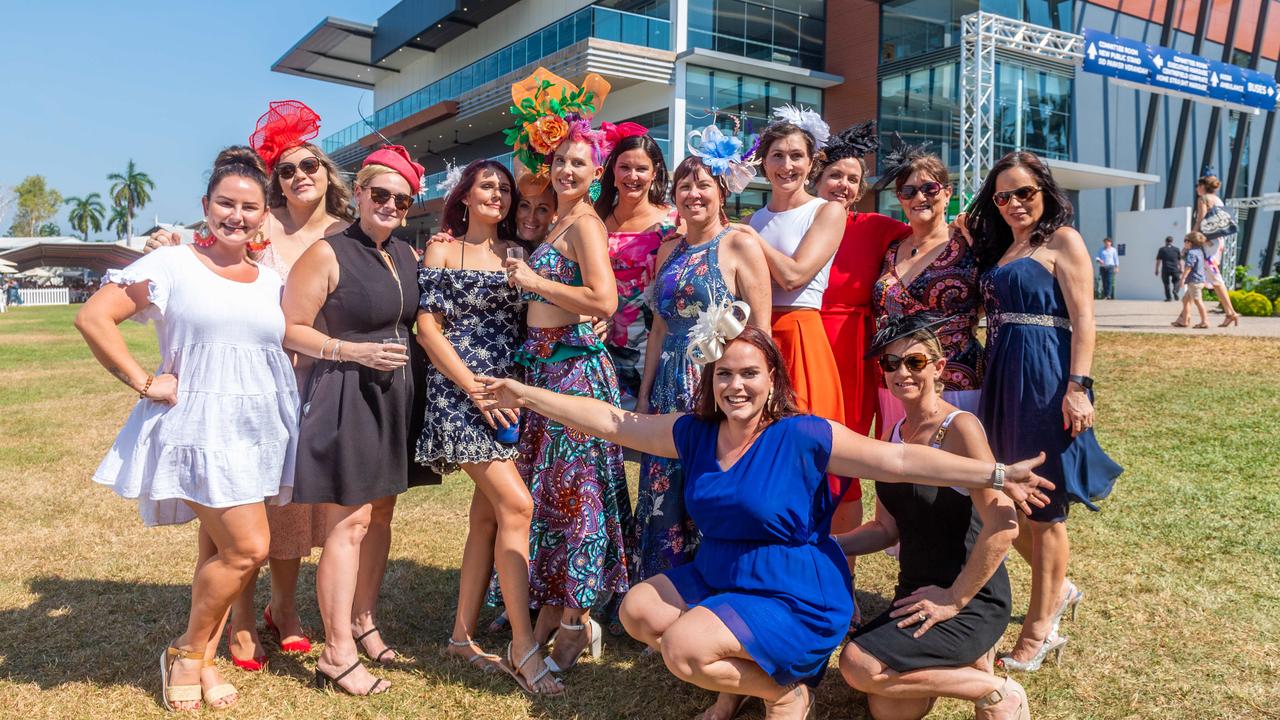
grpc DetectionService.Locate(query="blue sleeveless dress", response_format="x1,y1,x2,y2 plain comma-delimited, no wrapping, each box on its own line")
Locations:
633,228,734,581
665,414,853,687
980,258,1123,523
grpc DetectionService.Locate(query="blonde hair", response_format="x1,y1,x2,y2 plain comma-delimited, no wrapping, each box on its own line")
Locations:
1184,230,1207,249
355,163,399,187
899,329,947,395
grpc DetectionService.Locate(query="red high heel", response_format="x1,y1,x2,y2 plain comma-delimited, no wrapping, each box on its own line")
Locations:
224,624,267,671
264,607,313,654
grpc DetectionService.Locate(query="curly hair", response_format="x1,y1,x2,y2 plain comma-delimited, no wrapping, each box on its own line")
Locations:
966,151,1074,271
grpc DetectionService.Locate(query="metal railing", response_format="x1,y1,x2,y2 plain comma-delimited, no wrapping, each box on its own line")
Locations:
322,7,671,154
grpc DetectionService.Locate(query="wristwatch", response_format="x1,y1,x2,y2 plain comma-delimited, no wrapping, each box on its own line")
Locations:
991,463,1006,491
1068,374,1093,390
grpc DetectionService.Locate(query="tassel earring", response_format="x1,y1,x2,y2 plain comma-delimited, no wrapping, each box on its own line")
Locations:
193,222,215,248
247,228,270,253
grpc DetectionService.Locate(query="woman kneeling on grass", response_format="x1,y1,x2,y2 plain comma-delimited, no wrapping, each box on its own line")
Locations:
838,314,1027,719
472,307,1053,720
76,147,299,712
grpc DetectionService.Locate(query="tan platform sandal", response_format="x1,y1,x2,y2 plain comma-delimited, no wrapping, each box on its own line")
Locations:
201,659,238,710
159,645,203,712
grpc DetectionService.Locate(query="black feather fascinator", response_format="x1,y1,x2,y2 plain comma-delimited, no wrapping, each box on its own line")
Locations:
865,312,951,358
823,120,879,165
870,132,934,193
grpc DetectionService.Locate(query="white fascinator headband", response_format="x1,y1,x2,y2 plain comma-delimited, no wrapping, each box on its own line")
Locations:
686,300,751,366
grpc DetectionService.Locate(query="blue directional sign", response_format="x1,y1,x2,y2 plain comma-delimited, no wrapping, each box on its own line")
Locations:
1082,28,1277,112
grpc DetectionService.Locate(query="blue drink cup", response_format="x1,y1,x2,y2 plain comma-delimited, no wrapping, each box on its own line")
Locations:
495,414,520,445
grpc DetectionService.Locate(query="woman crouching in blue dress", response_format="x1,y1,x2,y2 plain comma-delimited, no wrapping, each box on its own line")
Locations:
471,305,1055,720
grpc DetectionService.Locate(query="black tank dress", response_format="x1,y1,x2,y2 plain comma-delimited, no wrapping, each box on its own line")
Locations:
294,223,439,505
849,411,1011,672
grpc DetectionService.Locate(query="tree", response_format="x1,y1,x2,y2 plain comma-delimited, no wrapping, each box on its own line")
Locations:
6,176,62,236
0,186,14,230
65,193,106,241
106,160,155,242
38,222,61,237
106,204,131,240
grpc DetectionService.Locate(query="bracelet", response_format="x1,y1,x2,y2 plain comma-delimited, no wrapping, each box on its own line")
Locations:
139,375,154,399
333,340,344,362
990,462,1006,491
319,338,334,360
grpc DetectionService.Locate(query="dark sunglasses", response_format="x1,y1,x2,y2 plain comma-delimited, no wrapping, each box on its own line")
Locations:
276,157,322,180
993,185,1042,207
368,186,415,212
896,181,946,201
878,353,935,373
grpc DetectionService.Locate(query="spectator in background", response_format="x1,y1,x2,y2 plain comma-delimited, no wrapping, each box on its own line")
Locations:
1172,232,1209,329
1094,237,1118,300
1154,236,1182,301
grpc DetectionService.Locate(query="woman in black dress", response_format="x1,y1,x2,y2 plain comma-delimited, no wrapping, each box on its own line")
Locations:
838,315,1030,720
283,145,436,695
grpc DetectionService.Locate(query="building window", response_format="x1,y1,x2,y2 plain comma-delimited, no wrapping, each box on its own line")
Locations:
881,0,978,62
878,62,961,168
993,62,1071,160
981,0,1072,32
685,65,823,138
688,0,825,70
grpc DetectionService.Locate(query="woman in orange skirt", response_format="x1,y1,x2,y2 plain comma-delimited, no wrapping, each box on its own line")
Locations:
747,106,850,494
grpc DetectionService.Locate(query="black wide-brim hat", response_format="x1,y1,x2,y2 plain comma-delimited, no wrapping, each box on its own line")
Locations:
865,312,951,359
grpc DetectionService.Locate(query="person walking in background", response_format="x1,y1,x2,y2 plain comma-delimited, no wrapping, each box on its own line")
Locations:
1172,232,1209,329
1154,236,1182,301
1192,174,1241,326
1094,237,1118,300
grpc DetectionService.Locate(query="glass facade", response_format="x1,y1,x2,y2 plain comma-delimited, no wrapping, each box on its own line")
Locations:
877,59,1071,173
688,0,825,71
322,6,671,153
685,65,822,137
881,0,978,62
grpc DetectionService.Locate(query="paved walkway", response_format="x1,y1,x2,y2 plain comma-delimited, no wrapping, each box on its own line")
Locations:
1093,299,1280,337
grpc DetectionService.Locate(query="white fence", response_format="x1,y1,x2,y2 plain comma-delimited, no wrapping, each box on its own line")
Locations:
17,288,71,306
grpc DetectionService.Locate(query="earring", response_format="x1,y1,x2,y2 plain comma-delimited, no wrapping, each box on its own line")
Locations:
463,205,469,224
589,178,602,202
193,222,215,248
401,216,408,228
247,228,270,253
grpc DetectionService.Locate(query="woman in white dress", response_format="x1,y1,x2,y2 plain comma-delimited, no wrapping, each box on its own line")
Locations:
76,147,299,712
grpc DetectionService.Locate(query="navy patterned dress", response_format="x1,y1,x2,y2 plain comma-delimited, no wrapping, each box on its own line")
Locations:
632,227,734,581
415,266,523,473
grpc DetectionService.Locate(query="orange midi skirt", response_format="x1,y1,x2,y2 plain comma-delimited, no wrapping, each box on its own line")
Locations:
771,309,852,501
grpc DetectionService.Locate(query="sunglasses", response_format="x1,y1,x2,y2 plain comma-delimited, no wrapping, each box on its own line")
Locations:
896,182,946,201
368,186,415,212
878,353,936,373
276,157,322,180
993,185,1041,207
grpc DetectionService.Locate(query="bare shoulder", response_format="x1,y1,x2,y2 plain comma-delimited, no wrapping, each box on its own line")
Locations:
816,200,848,221
421,239,456,269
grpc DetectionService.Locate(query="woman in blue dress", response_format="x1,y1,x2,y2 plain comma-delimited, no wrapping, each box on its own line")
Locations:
473,314,1055,719
631,155,772,581
964,151,1123,672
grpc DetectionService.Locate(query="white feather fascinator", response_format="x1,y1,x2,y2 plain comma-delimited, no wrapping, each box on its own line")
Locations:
685,300,752,366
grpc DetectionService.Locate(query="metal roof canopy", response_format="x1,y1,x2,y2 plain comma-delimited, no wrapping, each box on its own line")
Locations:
0,241,142,274
1044,159,1161,191
273,17,414,90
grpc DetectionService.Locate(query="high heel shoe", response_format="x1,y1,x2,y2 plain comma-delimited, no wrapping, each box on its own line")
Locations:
1219,313,1239,327
1050,580,1084,635
996,632,1067,672
543,619,602,673
264,607,312,654
224,624,266,671
313,660,387,695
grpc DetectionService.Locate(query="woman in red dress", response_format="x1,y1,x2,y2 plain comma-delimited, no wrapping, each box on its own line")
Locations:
818,122,911,557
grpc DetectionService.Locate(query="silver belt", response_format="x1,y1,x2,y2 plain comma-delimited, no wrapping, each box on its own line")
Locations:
989,312,1071,330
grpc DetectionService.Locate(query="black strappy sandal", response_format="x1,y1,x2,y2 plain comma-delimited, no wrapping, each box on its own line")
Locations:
313,660,388,695
354,627,397,665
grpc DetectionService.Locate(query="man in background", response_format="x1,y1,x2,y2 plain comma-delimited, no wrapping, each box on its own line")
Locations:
1154,236,1182,301
1095,237,1119,300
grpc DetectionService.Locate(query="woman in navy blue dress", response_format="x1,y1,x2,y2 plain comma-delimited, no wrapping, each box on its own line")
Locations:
473,312,1054,719
964,151,1123,672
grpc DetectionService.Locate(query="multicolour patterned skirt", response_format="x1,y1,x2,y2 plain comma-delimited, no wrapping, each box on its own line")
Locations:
502,323,633,609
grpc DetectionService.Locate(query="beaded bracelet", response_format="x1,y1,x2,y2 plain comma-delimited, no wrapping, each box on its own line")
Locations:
139,375,154,399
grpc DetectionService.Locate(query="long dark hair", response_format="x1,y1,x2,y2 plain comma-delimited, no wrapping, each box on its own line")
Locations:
593,134,669,217
442,159,519,239
966,151,1074,271
692,326,801,425
267,142,354,222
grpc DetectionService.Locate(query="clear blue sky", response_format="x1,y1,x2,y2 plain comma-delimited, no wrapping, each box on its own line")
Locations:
0,1,376,237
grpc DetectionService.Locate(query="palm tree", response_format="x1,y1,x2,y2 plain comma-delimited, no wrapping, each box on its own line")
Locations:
107,160,155,243
106,204,131,240
65,193,106,241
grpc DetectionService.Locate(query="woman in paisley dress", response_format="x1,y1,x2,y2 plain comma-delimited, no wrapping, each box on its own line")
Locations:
631,155,771,582
1191,174,1240,326
872,149,983,436
416,160,562,694
594,130,678,409
503,109,634,673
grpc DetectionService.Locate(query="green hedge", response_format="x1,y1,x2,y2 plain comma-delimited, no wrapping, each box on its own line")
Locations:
1253,276,1280,304
1229,290,1274,317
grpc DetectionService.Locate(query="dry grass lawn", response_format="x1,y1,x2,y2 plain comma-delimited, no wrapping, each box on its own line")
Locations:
0,305,1276,719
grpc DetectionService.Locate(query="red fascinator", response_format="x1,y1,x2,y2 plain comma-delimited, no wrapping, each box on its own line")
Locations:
250,100,322,172
363,145,426,195
601,121,647,150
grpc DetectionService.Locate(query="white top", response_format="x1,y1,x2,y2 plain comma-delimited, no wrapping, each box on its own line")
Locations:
748,197,832,309
93,246,299,526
